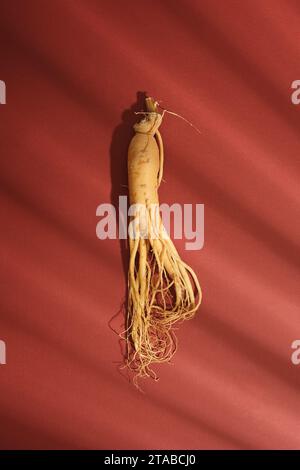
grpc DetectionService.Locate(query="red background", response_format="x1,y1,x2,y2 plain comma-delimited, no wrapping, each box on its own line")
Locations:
1,0,300,449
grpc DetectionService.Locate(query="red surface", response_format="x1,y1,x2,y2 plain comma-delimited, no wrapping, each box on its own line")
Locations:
1,0,300,450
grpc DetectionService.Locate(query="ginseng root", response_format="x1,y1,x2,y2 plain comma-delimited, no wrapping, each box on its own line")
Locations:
123,96,202,383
